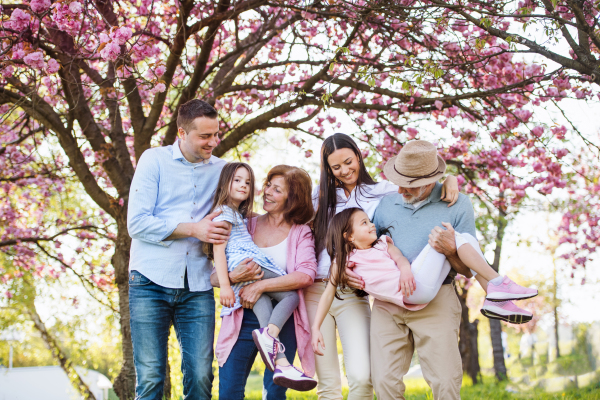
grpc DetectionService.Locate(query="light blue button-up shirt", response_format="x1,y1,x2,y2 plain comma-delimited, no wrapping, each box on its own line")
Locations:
127,140,226,291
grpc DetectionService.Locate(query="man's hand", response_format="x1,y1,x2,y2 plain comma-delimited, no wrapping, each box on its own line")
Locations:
428,222,457,257
192,210,231,244
230,258,262,284
345,262,365,290
238,281,264,308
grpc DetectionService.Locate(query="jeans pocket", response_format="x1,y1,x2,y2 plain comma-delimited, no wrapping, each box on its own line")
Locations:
129,270,153,286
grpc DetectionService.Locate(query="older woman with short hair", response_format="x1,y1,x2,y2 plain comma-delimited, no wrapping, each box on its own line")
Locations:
211,165,317,400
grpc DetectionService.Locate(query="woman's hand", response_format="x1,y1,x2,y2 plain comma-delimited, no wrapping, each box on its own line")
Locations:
220,286,236,308
441,175,459,207
345,262,365,290
312,328,326,356
238,281,264,308
230,258,263,284
399,270,416,298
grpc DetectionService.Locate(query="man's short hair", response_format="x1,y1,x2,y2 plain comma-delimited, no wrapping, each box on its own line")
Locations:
177,99,218,133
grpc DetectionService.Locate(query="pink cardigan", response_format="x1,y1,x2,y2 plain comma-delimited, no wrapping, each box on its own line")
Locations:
215,219,317,377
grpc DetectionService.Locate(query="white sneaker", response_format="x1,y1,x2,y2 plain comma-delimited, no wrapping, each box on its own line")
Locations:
252,327,281,372
273,365,317,391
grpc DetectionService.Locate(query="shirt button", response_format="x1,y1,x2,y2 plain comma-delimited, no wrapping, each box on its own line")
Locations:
187,252,189,255
191,216,193,219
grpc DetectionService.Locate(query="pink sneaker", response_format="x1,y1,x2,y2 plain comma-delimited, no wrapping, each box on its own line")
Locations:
481,299,532,324
486,276,538,302
252,327,283,372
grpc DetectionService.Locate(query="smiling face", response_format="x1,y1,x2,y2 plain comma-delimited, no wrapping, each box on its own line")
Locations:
327,147,360,192
262,175,288,215
229,166,252,207
346,210,377,250
398,183,435,204
178,116,220,163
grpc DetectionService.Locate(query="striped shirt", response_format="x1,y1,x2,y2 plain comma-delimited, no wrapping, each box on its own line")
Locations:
213,205,286,316
127,140,226,291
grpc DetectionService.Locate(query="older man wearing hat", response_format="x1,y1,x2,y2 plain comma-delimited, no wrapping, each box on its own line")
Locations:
370,140,476,400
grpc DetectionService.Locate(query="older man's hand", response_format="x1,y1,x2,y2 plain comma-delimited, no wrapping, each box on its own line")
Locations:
428,222,457,257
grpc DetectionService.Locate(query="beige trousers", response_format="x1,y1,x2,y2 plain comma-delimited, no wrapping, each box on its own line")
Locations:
370,284,463,400
304,282,373,400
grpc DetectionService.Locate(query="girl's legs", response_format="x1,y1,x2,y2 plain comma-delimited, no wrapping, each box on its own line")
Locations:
304,282,344,400
455,232,498,285
404,244,451,305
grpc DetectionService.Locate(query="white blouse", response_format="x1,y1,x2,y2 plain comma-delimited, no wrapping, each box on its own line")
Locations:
259,237,288,271
312,181,398,279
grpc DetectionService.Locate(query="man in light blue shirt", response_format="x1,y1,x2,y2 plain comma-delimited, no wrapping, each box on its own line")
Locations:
127,99,233,400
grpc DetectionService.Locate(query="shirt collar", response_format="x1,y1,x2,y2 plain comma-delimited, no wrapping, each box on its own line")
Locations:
395,182,443,209
172,139,212,165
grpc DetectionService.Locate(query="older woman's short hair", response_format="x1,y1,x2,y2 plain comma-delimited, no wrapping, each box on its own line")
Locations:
264,165,314,225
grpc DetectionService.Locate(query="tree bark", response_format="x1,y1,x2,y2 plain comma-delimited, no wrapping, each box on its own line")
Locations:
553,260,560,359
457,284,481,384
27,303,97,400
112,220,135,400
489,203,508,381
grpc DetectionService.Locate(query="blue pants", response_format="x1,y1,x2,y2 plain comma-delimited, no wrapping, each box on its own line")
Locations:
129,270,215,400
219,307,297,400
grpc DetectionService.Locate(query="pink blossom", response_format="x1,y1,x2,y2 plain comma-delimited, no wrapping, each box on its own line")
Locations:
406,127,418,139
68,2,82,14
155,65,166,76
30,0,51,13
24,51,46,69
46,58,60,74
100,41,121,61
434,100,443,110
99,33,110,43
155,83,166,93
111,26,132,45
6,9,31,31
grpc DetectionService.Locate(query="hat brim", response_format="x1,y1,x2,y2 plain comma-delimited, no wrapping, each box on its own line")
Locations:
383,155,447,188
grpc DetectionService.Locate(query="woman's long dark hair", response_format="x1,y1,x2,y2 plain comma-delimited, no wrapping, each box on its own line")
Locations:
203,162,255,260
314,133,376,254
326,207,370,299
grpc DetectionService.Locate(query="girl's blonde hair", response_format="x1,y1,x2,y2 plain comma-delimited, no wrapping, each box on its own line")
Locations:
203,162,255,260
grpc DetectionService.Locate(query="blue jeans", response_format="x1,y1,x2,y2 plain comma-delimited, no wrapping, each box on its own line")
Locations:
219,307,297,400
129,270,215,400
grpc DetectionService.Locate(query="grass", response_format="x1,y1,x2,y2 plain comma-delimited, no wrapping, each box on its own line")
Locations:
240,374,600,400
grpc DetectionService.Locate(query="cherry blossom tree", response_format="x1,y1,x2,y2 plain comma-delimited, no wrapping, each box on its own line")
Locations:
2,0,598,397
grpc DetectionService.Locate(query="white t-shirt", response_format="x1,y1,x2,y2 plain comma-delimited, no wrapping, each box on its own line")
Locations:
312,181,398,279
259,237,288,271
411,199,426,209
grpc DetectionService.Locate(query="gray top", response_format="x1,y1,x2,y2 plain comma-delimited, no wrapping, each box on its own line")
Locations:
372,182,476,272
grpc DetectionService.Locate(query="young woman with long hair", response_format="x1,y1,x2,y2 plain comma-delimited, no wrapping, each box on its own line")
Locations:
305,133,459,400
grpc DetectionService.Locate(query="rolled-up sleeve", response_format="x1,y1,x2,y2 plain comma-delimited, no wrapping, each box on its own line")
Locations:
293,225,317,281
127,152,179,246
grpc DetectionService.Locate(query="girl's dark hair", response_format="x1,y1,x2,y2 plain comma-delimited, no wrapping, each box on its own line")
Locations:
326,207,370,299
203,162,255,260
314,133,376,254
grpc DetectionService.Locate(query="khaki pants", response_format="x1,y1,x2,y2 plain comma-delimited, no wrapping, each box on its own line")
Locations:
370,284,463,400
304,282,373,400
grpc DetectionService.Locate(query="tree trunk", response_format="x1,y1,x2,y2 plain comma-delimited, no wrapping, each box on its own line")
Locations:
553,258,560,359
27,304,97,400
489,204,508,381
457,284,481,384
112,220,136,400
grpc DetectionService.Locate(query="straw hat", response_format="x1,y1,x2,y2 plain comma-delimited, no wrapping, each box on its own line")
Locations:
383,140,446,188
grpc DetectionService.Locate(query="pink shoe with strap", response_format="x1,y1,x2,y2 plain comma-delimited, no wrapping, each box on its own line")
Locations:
486,276,538,302
481,299,533,324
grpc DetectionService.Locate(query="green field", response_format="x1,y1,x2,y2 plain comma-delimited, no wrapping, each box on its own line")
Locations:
241,374,600,400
